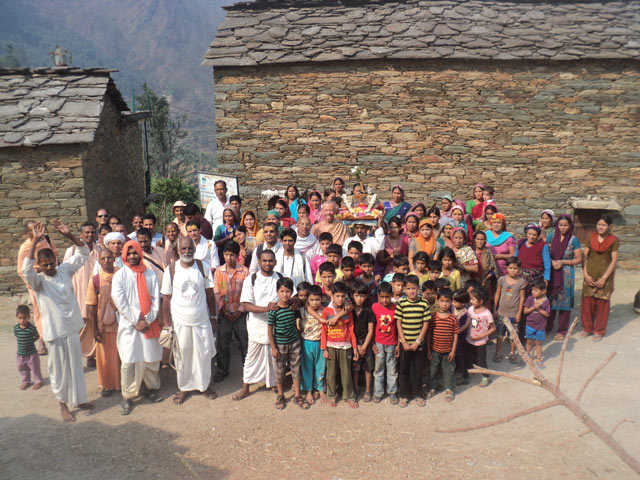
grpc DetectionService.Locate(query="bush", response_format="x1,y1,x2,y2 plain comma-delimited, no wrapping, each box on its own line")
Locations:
148,177,199,228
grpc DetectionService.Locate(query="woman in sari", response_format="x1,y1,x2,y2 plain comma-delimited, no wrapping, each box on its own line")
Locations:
466,183,485,216
234,225,256,268
485,213,516,276
580,215,618,341
241,210,260,242
440,194,455,219
427,206,441,233
451,227,479,286
274,199,297,229
438,219,455,250
214,208,238,247
409,219,440,271
539,209,556,242
547,215,582,340
286,185,306,222
405,202,427,221
450,205,473,239
378,216,410,275
403,213,420,238
515,223,551,296
308,190,323,224
472,230,498,307
384,185,412,222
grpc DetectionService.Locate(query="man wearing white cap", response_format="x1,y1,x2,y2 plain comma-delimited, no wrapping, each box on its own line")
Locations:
204,180,230,229
172,201,187,236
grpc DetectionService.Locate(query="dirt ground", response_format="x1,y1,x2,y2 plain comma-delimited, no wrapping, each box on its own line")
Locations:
1,270,639,480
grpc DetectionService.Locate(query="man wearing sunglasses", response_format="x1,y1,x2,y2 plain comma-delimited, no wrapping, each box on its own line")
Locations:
96,209,109,228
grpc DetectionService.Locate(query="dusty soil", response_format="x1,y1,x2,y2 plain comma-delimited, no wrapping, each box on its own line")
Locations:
1,271,639,480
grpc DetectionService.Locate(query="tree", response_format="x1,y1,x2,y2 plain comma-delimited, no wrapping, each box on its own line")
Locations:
148,177,199,229
137,83,187,179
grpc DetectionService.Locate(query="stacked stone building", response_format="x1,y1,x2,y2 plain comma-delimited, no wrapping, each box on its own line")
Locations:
0,67,146,294
203,0,640,266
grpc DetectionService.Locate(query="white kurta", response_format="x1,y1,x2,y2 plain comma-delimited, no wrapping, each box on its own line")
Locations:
22,244,89,342
161,262,216,391
204,197,230,226
274,249,313,287
194,235,220,270
342,227,385,256
64,244,99,319
239,271,280,345
248,241,283,274
111,266,162,364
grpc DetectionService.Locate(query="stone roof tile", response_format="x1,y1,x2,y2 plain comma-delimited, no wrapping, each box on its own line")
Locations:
202,0,640,67
0,68,129,148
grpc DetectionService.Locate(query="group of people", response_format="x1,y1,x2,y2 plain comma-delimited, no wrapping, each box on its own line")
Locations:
14,178,620,418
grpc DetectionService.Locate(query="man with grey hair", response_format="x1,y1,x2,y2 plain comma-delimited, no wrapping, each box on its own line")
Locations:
161,236,218,404
311,200,349,246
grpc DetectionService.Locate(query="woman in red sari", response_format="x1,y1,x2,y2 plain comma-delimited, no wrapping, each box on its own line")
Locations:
378,216,410,275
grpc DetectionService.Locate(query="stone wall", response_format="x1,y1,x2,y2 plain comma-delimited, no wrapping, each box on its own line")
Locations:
213,59,640,266
0,143,88,295
83,95,145,229
0,95,145,295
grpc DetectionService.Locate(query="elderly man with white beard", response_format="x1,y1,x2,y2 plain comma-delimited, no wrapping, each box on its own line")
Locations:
161,236,218,404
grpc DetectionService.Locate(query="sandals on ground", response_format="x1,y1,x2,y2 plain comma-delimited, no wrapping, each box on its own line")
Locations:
275,394,286,409
295,396,310,410
173,391,190,405
445,390,454,402
346,400,359,409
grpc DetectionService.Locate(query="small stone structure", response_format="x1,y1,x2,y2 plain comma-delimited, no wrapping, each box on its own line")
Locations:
0,67,146,294
203,0,640,266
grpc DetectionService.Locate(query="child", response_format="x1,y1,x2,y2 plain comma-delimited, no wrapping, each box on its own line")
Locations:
523,278,551,369
396,275,430,407
299,285,326,405
434,278,451,295
318,261,337,304
421,280,437,311
341,256,357,292
321,282,359,408
412,251,430,286
483,185,495,202
494,257,526,364
14,304,43,390
351,281,376,402
296,281,311,304
428,260,442,282
358,253,378,303
465,286,496,387
383,255,410,283
310,232,333,279
391,273,405,303
315,243,344,284
452,289,470,385
372,282,399,404
428,289,458,402
268,278,309,409
439,247,461,291
346,240,363,262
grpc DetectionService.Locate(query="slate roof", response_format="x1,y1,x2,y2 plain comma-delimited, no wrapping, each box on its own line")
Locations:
0,68,129,148
202,0,640,67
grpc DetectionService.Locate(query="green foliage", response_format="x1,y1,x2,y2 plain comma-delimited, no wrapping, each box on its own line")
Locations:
148,177,198,228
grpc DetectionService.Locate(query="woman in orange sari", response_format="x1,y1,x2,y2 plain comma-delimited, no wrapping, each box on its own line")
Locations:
408,219,441,271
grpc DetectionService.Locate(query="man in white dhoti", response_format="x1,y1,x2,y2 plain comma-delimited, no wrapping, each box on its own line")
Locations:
22,220,93,422
63,221,100,366
112,240,162,415
275,228,313,287
232,249,288,401
161,236,218,404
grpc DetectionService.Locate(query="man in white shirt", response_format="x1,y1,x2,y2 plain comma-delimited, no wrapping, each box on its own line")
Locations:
342,214,385,257
22,220,93,422
186,219,220,272
112,240,162,415
232,249,287,401
248,222,282,274
161,236,218,404
204,180,230,228
275,228,312,288
294,216,319,261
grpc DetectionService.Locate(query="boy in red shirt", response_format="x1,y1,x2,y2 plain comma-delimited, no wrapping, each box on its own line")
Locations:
371,282,399,404
428,289,459,402
321,282,359,408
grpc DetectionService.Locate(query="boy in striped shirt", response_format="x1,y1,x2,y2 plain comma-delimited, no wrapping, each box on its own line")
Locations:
396,275,430,407
428,289,459,402
14,304,43,390
268,277,308,410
